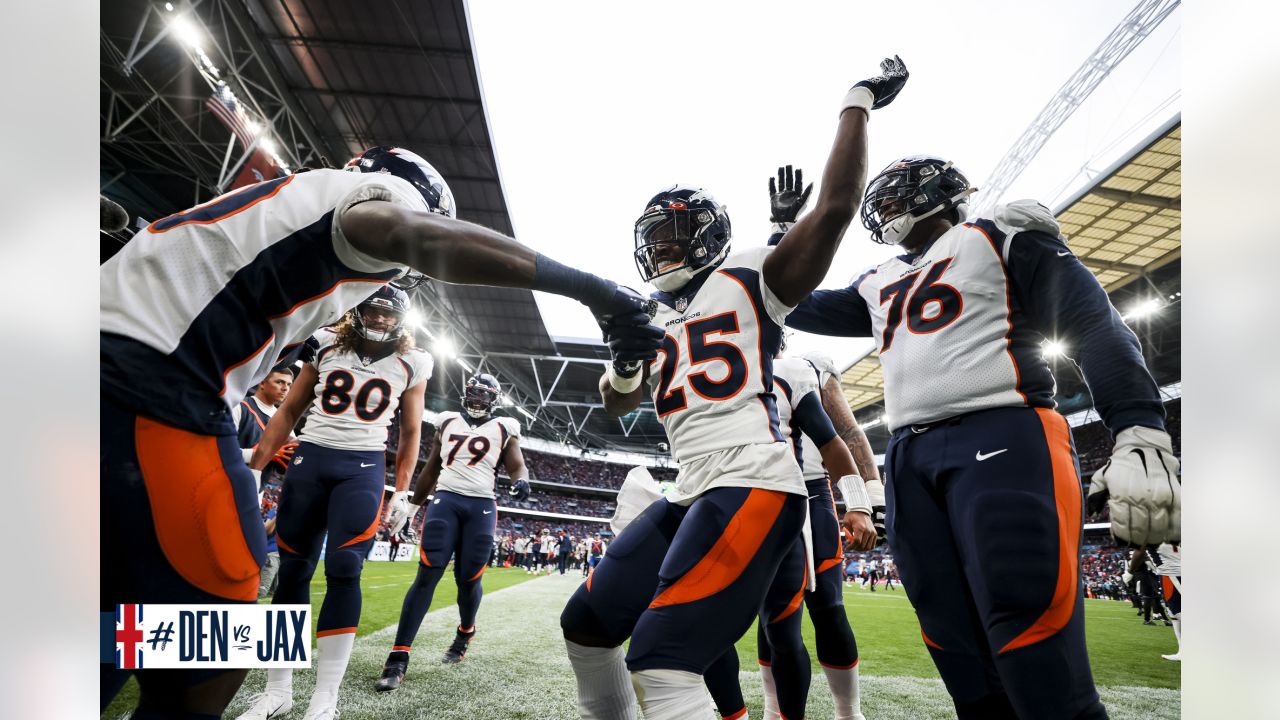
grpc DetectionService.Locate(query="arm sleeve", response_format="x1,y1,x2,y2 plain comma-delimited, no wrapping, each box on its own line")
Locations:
1006,230,1165,433
791,390,838,448
785,285,874,337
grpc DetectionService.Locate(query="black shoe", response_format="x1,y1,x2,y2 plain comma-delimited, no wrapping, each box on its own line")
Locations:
375,650,409,692
442,627,476,664
1143,620,1156,625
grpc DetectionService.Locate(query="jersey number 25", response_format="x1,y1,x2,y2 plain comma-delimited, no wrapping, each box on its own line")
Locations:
654,312,749,416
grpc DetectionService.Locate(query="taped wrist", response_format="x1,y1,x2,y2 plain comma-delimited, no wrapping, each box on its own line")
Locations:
532,253,615,309
607,365,642,394
837,474,871,515
841,86,874,116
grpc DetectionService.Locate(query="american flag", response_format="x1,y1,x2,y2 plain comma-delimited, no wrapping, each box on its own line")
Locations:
205,83,254,148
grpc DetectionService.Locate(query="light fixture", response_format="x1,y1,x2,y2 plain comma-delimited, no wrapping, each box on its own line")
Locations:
1042,339,1067,358
245,119,262,136
164,2,174,11
861,416,883,430
403,309,423,328
1123,298,1162,321
169,14,204,53
433,336,456,360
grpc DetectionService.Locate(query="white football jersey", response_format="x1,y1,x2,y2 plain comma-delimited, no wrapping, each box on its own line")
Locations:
101,169,429,434
1154,543,1181,577
433,411,521,499
298,340,432,451
644,247,802,497
773,356,827,481
852,213,1049,431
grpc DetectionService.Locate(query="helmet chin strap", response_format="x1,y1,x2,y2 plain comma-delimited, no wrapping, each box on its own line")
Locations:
465,406,489,419
879,197,973,246
650,242,732,293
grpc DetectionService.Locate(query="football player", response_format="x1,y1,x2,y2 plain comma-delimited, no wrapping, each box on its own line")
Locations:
1150,542,1181,661
374,372,530,691
237,284,432,720
558,57,908,720
100,145,660,717
785,154,1180,719
702,346,876,720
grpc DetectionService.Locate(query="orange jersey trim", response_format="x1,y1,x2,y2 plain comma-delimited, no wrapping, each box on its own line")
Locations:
999,408,1081,653
146,175,295,234
968,222,1028,404
134,417,260,601
819,658,859,670
648,489,785,609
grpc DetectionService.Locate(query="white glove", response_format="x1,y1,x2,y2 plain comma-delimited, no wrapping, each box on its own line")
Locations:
385,491,417,534
1122,571,1134,585
1088,426,1180,546
611,468,663,536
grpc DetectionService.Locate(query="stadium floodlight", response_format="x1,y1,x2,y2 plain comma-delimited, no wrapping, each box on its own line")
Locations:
402,309,423,329
1123,298,1162,321
246,119,262,136
1042,338,1068,358
433,336,456,360
861,416,883,430
500,394,513,407
164,2,174,11
169,14,204,53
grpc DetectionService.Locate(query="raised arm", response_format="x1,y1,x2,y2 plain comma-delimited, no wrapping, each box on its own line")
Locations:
762,56,908,307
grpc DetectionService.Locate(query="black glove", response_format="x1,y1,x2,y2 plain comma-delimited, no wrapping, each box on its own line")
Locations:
588,285,651,334
600,291,661,363
509,479,531,501
852,55,909,110
769,165,813,225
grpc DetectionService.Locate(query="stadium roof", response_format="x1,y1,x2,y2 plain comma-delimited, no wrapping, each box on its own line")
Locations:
837,114,1182,432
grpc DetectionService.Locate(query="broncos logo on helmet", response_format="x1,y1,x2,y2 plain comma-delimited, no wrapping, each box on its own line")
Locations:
462,373,501,419
346,146,457,219
633,185,732,292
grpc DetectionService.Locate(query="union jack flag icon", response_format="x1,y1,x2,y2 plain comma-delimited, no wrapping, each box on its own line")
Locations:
116,604,145,670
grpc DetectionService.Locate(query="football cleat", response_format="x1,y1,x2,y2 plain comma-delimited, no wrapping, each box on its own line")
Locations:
374,651,409,692
300,690,338,720
441,627,476,664
235,687,294,719
1161,652,1181,661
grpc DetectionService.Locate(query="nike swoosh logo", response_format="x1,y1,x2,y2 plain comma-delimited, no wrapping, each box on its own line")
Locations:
975,449,1008,461
360,462,376,468
807,494,821,501
483,510,493,515
1057,250,1072,257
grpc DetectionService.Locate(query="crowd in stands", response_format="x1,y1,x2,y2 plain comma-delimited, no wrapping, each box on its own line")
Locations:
500,494,616,516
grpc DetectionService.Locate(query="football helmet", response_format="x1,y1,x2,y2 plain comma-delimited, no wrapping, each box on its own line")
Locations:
353,284,411,343
346,145,457,219
463,373,501,418
633,185,732,292
860,156,975,245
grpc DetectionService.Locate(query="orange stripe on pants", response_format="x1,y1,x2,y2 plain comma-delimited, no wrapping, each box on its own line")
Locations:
648,489,785,609
134,417,260,601
338,494,385,548
999,408,1082,653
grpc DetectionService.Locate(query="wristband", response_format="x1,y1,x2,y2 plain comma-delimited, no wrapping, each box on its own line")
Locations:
836,474,871,515
607,365,643,394
865,478,885,507
841,86,874,116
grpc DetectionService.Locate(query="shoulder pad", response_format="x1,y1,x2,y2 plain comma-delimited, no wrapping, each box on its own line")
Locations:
499,416,522,436
992,199,1063,239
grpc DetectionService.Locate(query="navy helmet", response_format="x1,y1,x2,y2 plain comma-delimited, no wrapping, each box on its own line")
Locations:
463,373,501,419
346,146,456,219
633,185,732,292
353,284,411,343
860,156,975,245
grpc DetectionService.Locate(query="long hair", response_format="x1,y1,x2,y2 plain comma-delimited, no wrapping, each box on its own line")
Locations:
330,311,415,355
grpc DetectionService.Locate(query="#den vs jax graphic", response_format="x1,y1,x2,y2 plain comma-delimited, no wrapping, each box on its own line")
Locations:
108,604,312,669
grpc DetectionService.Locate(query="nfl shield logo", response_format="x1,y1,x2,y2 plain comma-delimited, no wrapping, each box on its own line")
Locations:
675,297,688,313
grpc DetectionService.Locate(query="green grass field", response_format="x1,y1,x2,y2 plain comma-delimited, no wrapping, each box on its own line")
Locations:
104,565,1180,719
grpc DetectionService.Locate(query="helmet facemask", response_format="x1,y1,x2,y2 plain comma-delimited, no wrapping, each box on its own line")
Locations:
352,302,405,343
861,159,975,246
634,204,731,292
463,375,500,419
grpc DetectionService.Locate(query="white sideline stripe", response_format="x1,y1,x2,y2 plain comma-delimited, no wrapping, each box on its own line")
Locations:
225,571,1178,720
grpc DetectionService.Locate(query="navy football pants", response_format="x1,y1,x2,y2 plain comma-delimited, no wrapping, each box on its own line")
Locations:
391,490,497,650
561,486,806,675
886,407,1106,720
270,441,383,639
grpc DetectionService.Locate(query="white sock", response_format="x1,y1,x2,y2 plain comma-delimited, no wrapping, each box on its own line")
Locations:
313,632,356,696
565,641,637,720
822,662,864,720
265,667,293,694
1172,614,1181,649
632,668,716,720
759,663,780,720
